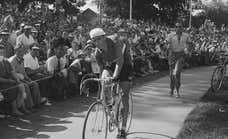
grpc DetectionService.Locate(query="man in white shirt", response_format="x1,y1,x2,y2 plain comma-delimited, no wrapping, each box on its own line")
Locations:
166,22,191,98
24,46,51,105
16,25,35,51
46,38,68,99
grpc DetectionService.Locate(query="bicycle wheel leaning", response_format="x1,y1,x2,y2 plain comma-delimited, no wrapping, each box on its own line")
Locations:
116,92,133,132
82,101,108,139
211,66,225,92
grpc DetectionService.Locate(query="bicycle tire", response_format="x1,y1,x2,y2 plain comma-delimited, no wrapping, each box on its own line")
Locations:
211,66,225,92
116,92,133,132
82,101,108,139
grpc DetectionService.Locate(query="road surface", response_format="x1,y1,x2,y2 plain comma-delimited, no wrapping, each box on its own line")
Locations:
0,66,214,139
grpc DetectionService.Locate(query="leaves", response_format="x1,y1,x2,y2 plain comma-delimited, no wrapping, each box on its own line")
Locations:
0,0,86,15
103,0,187,23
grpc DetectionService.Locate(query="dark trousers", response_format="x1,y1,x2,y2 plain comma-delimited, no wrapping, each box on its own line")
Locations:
50,74,68,99
29,73,51,98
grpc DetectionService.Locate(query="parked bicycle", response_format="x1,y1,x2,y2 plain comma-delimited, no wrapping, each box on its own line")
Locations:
80,77,133,139
211,51,228,92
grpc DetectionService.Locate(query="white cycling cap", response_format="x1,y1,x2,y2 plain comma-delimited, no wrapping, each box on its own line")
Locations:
89,28,106,39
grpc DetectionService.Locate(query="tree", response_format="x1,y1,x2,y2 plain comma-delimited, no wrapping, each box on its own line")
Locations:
0,0,86,15
191,0,228,26
102,0,187,24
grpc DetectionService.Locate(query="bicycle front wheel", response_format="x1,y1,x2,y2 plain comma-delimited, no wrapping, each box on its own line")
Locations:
211,66,225,92
117,92,133,132
82,101,108,139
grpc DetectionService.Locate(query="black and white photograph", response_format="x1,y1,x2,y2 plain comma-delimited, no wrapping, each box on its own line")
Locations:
0,0,228,139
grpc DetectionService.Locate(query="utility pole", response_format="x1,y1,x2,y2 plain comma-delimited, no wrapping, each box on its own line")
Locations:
189,0,192,28
130,0,132,21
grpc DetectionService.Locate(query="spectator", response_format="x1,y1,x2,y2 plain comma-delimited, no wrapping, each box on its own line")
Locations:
46,38,68,100
0,45,28,116
16,25,35,51
24,45,51,106
8,45,47,109
62,31,71,48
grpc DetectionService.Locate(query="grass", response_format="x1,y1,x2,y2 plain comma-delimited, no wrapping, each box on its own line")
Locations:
176,81,228,139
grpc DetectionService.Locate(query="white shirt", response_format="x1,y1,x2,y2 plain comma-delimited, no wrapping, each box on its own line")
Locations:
8,31,17,47
23,53,40,70
46,55,67,74
166,32,190,52
16,33,35,50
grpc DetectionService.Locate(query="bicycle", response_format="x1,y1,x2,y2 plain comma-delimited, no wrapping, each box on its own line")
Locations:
81,77,133,139
211,51,228,92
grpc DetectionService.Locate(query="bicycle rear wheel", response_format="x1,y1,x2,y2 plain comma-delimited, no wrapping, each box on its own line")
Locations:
82,101,108,139
117,92,133,132
211,66,225,92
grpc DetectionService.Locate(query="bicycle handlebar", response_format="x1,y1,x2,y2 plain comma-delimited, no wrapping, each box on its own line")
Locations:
79,77,118,96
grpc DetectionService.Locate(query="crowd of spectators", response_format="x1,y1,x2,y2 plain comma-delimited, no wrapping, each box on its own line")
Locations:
0,10,228,117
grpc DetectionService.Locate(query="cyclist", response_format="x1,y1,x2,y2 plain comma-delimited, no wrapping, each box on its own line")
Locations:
89,28,133,138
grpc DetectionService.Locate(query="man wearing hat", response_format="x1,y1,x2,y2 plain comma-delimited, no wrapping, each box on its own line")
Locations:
24,45,51,106
166,22,191,98
16,25,35,51
0,29,14,58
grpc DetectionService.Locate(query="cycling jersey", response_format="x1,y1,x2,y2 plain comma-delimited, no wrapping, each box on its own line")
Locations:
95,37,133,81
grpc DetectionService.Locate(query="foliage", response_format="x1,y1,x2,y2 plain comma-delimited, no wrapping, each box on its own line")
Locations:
192,0,228,26
102,0,188,24
0,0,86,15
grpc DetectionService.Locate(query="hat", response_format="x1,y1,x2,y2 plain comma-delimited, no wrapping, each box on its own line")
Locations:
89,28,106,39
0,44,4,49
0,29,10,35
31,46,40,50
31,28,38,33
118,29,127,33
24,25,33,30
175,22,183,27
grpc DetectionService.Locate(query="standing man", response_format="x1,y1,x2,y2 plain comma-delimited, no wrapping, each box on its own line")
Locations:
166,22,191,98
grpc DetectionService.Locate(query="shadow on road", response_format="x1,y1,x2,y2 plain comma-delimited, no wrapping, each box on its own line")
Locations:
0,96,95,139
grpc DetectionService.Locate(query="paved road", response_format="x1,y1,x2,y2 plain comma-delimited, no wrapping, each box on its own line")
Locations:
0,66,214,139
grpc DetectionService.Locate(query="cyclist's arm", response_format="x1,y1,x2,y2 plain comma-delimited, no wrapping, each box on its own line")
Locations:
113,46,124,80
94,48,104,74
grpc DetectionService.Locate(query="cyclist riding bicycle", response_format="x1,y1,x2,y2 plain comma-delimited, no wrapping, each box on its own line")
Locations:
89,28,133,139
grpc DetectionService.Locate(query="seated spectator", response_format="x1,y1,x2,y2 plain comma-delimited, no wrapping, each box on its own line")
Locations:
46,38,68,100
15,23,25,36
24,45,51,106
67,39,82,62
62,31,71,48
0,45,29,116
68,51,92,96
16,25,35,51
8,45,47,109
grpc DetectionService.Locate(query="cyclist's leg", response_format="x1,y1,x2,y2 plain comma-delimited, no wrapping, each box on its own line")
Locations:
174,57,184,96
119,81,131,131
101,69,113,105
